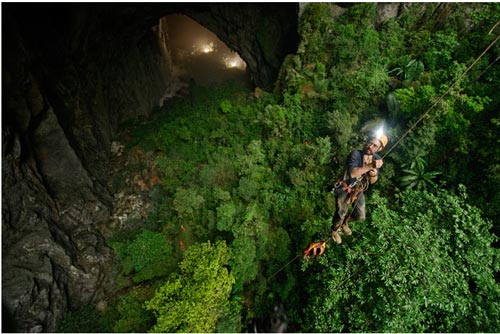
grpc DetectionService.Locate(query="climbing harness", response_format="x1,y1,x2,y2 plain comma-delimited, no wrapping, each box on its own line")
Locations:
332,177,362,196
345,177,369,201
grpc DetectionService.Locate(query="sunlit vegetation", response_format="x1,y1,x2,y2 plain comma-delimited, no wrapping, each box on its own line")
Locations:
59,3,500,332
145,240,235,332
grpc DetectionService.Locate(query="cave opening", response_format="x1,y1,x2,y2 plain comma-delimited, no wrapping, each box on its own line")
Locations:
163,14,252,99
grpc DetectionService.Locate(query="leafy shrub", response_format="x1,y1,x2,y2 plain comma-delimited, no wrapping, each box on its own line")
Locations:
145,240,235,332
173,187,205,220
57,304,115,333
112,285,155,332
400,156,442,190
220,99,232,113
113,230,175,283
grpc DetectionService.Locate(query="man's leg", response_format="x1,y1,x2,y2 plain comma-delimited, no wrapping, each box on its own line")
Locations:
342,192,366,236
331,191,349,244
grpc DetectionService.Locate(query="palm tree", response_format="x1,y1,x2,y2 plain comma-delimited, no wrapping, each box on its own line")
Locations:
400,156,442,191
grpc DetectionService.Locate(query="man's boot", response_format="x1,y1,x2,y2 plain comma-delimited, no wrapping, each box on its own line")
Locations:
342,221,352,236
332,230,342,244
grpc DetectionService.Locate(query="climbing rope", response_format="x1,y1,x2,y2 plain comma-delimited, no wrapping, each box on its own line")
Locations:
267,23,500,280
268,254,301,281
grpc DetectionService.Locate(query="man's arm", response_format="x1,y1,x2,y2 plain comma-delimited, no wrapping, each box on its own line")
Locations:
350,164,377,178
350,159,383,183
366,168,379,184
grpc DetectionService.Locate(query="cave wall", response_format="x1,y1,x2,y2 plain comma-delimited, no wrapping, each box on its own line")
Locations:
2,5,173,332
2,3,299,332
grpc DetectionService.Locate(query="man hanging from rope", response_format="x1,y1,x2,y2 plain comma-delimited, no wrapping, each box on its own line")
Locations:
331,131,388,244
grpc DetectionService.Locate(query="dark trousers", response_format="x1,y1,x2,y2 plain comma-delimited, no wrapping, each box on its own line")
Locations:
331,190,366,231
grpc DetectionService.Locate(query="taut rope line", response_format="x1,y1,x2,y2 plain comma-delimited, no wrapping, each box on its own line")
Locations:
267,24,500,280
382,30,500,159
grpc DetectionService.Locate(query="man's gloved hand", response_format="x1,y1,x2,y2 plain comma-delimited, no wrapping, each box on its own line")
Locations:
372,159,383,169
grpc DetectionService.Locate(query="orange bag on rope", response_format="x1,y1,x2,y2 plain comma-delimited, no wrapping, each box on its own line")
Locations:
302,241,326,259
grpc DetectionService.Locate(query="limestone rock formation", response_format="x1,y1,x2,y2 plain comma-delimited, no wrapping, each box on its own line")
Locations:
2,5,172,332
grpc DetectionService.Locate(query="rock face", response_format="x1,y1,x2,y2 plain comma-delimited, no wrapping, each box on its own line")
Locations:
2,3,299,332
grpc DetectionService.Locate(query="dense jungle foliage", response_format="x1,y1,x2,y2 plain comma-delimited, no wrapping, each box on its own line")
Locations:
59,3,500,332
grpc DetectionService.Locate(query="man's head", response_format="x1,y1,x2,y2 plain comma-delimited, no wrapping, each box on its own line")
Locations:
364,135,388,155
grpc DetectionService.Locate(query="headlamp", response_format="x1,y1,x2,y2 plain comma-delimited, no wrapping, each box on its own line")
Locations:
375,126,384,140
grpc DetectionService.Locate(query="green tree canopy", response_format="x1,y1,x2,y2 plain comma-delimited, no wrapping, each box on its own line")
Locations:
302,186,500,332
145,240,235,332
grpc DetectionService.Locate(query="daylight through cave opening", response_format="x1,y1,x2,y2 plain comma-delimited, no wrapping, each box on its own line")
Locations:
164,14,252,99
